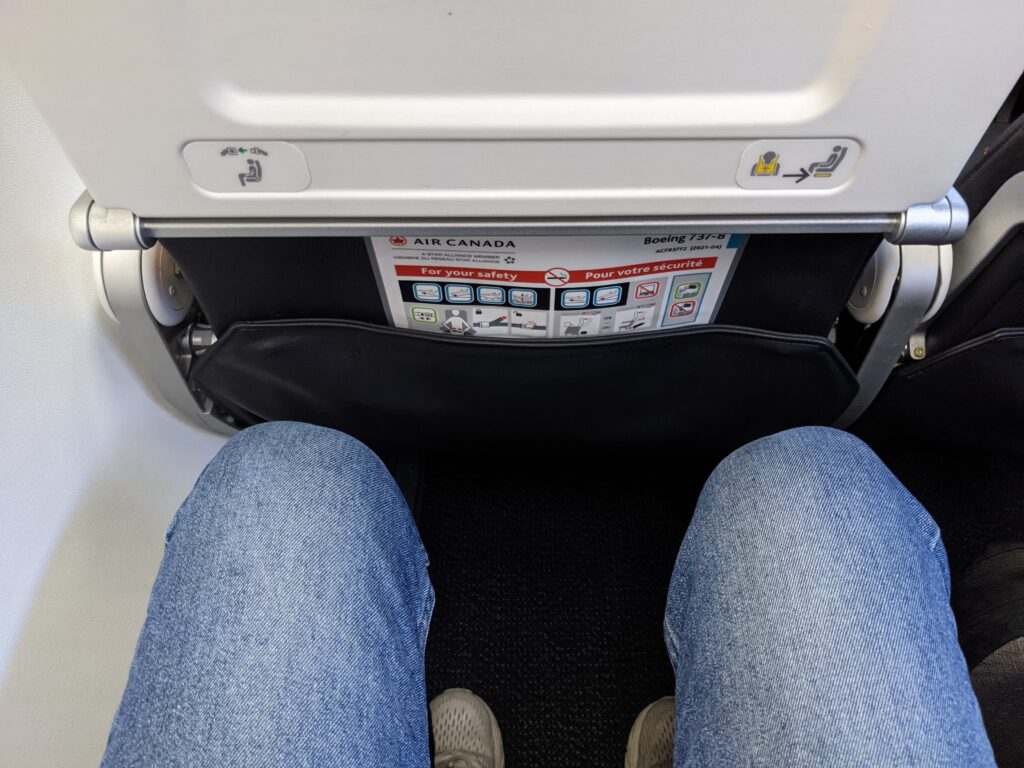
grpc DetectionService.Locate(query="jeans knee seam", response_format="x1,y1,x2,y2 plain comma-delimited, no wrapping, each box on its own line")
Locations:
664,618,682,666
417,580,435,654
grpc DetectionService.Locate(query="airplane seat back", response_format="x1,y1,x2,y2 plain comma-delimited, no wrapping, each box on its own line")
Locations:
3,1,1023,449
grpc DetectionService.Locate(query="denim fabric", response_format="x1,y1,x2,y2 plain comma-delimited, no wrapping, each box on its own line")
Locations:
102,422,434,767
666,427,993,767
104,423,993,767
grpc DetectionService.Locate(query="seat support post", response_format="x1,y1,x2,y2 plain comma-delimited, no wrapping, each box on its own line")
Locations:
835,245,941,428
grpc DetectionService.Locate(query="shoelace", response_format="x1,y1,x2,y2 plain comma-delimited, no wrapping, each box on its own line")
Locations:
434,751,489,768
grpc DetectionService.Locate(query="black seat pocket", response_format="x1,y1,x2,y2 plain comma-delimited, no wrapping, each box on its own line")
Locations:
856,328,1024,453
190,319,857,451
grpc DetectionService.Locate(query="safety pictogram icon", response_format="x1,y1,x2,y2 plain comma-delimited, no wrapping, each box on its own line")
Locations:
636,281,660,299
544,267,571,286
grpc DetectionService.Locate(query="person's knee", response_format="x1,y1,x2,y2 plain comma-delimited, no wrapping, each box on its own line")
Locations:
170,421,407,554
692,426,888,545
711,426,876,490
218,420,382,473
670,427,912,639
157,423,429,667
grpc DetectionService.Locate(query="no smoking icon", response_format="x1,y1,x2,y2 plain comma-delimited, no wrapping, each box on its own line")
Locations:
544,267,571,286
635,281,660,299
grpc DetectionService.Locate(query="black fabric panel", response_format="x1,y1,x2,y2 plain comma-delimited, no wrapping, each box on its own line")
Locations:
957,112,1024,217
162,237,387,336
927,230,1024,354
855,329,1024,454
190,320,858,451
715,233,879,336
956,71,1023,184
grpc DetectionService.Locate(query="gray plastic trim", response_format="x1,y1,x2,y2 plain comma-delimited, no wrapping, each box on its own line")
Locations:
139,213,900,239
69,193,155,251
68,191,98,250
69,189,972,246
97,248,235,436
887,188,970,245
835,244,940,428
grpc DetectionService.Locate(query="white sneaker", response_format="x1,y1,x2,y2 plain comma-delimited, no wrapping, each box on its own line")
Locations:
625,696,676,768
430,688,505,768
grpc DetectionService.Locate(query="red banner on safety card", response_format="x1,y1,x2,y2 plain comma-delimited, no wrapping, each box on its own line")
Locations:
392,256,719,285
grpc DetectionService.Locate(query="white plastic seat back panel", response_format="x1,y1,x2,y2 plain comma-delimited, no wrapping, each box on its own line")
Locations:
2,0,1023,218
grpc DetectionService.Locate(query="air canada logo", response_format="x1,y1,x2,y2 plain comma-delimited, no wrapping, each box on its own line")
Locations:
389,236,408,246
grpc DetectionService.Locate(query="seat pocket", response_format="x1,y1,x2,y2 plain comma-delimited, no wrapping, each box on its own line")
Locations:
190,319,857,451
856,328,1024,453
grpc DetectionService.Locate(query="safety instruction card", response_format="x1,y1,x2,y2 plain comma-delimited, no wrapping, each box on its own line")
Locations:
369,234,745,339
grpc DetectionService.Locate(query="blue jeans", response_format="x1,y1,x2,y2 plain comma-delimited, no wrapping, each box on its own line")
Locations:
102,423,993,767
